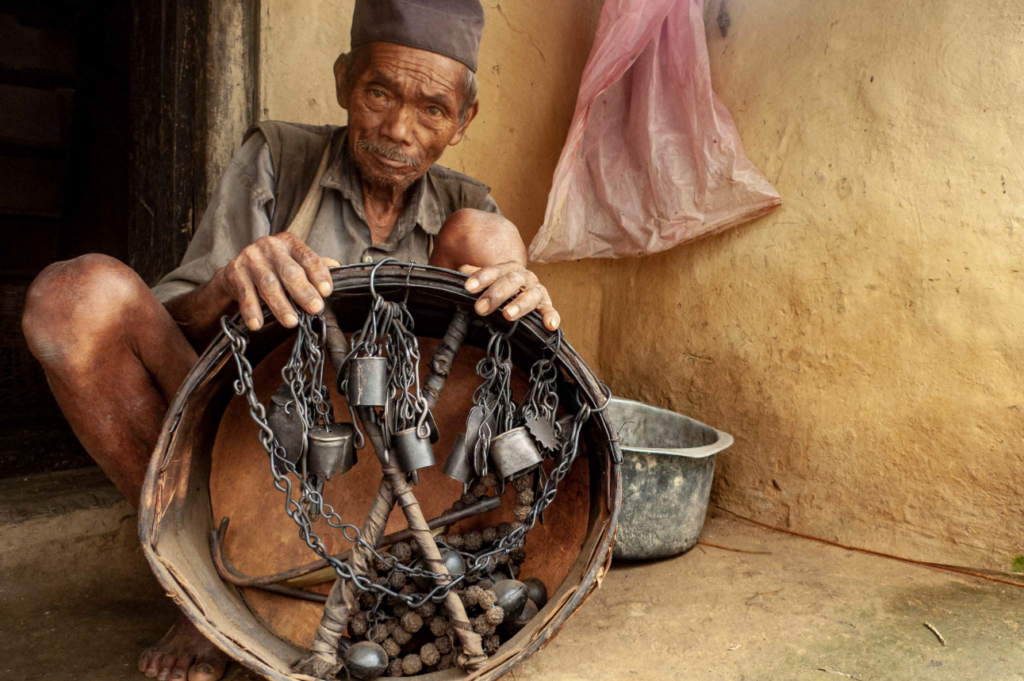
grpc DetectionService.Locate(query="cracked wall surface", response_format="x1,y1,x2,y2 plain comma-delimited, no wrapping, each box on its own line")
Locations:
256,0,1023,569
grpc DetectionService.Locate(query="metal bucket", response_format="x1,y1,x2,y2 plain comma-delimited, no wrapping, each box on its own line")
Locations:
607,397,733,560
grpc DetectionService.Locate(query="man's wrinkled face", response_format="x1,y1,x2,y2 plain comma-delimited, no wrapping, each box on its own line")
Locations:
340,42,476,192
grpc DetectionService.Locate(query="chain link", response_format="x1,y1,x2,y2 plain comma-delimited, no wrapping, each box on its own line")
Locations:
218,278,593,604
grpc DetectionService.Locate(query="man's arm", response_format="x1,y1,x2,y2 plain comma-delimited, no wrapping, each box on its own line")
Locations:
430,208,560,331
165,234,335,346
155,134,333,346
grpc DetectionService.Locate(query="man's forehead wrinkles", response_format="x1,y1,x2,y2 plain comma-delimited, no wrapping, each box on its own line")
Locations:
365,56,460,97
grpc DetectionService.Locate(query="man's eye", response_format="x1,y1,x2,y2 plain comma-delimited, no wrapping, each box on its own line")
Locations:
427,106,443,117
369,88,386,99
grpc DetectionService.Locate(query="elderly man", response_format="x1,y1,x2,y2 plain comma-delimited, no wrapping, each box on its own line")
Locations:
21,1,558,679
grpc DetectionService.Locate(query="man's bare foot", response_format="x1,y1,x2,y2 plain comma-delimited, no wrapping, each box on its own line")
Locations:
138,613,230,681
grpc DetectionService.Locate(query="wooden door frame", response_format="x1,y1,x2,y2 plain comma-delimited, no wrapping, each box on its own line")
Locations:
129,0,258,286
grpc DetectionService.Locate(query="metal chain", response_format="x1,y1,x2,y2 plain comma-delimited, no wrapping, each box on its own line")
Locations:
520,329,562,425
219,285,594,604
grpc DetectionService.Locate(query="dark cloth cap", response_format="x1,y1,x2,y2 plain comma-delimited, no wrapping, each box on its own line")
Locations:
351,0,485,73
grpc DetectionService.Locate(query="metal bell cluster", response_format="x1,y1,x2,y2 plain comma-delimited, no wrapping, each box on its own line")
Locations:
342,267,438,477
444,326,560,486
266,384,360,480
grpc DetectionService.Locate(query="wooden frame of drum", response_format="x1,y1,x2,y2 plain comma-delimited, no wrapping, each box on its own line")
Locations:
139,265,620,680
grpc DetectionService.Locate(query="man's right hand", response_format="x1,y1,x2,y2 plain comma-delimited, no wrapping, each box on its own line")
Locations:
215,233,337,330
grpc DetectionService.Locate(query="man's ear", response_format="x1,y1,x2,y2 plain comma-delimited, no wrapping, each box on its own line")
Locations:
334,53,350,110
449,100,479,147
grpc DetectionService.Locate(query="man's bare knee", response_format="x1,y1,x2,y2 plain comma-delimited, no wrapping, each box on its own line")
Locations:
23,254,149,371
432,208,527,270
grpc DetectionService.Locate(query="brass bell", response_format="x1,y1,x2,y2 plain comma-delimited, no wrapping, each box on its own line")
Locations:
443,433,473,485
266,390,305,465
489,426,543,480
346,356,388,406
393,427,435,473
307,423,357,479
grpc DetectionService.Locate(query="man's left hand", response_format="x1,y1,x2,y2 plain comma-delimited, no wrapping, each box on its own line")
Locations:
461,262,560,331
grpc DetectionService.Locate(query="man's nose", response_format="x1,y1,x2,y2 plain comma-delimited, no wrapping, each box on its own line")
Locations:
379,104,416,147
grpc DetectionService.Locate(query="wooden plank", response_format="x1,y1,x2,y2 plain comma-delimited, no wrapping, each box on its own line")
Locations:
128,0,206,286
0,84,73,149
0,155,67,217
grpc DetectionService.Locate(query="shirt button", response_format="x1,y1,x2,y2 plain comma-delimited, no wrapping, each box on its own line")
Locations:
362,254,374,263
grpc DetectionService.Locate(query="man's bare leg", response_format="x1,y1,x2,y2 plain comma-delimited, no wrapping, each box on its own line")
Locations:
22,254,229,681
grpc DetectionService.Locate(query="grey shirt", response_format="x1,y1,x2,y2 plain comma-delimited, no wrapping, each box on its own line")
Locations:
151,127,500,304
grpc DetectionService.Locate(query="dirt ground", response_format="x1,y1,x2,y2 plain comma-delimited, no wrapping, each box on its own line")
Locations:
2,470,1022,681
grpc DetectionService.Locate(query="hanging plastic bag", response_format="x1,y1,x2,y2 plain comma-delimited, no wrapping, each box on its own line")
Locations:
528,0,781,263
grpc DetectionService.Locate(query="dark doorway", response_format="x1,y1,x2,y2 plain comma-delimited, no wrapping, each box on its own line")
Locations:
0,0,202,478
0,1,130,476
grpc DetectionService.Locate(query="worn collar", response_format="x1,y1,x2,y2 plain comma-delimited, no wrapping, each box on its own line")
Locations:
320,128,443,240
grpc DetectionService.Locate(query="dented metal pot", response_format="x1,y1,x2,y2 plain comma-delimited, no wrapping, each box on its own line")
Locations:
607,397,733,560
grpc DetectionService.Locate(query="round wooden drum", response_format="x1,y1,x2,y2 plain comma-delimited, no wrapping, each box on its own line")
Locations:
139,266,620,681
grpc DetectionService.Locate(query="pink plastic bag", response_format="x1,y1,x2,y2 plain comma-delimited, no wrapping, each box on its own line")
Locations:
528,0,781,263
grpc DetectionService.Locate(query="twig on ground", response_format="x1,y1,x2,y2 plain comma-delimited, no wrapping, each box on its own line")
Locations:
745,588,783,606
924,621,946,646
697,540,772,555
818,668,864,680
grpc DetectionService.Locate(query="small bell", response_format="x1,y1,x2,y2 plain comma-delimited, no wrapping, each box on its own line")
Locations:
342,641,388,680
307,423,356,478
346,356,388,406
443,433,473,485
393,427,435,473
491,579,528,622
266,390,305,465
489,426,543,480
522,576,548,609
503,597,539,636
412,549,467,591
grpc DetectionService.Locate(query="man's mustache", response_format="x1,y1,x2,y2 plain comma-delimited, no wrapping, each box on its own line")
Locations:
357,140,421,169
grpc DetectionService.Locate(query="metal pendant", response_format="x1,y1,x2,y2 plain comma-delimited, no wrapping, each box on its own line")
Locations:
525,414,559,452
424,409,440,444
346,356,388,406
266,391,305,465
307,422,357,479
443,432,473,485
393,427,435,473
463,405,488,454
490,426,543,480
555,414,575,445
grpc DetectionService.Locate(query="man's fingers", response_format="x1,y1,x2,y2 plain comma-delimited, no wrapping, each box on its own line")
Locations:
225,265,264,330
503,285,546,320
459,264,481,277
247,251,299,327
540,305,560,331
284,237,331,301
474,268,538,315
464,261,521,293
323,257,342,268
269,250,323,317
503,285,560,330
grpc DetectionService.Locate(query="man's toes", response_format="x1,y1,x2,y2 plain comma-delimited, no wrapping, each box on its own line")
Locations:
170,656,192,680
157,656,176,681
144,652,165,678
139,649,153,674
188,657,227,681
